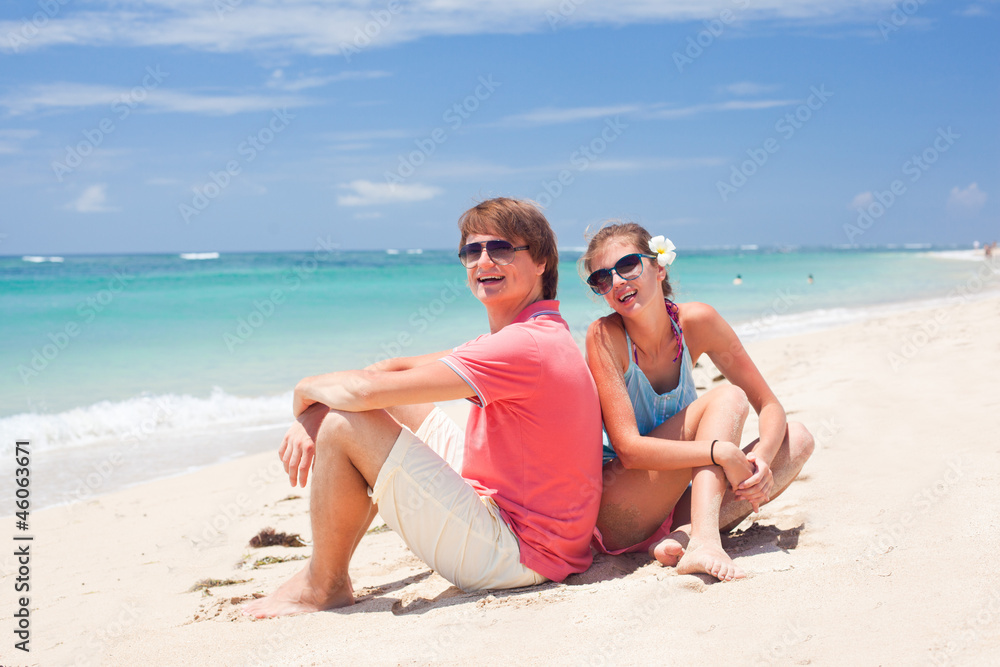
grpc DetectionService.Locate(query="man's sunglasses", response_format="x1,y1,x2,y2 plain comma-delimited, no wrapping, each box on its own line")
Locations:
586,253,657,295
459,240,529,268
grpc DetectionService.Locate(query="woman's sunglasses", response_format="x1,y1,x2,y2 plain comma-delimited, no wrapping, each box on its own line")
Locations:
459,240,529,268
586,253,657,295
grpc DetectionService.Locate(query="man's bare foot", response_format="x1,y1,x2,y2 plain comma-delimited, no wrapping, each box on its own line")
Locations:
242,565,354,618
676,537,746,582
649,529,689,567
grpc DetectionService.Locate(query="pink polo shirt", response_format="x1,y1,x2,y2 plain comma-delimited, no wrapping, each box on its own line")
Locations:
440,300,603,582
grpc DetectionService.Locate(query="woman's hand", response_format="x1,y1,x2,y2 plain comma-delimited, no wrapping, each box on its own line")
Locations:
279,403,329,487
735,451,774,513
716,441,755,493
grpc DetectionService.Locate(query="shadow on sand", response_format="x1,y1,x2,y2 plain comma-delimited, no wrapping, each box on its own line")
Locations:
343,521,807,615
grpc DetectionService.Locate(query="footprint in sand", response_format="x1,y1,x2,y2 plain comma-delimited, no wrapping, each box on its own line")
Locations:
192,593,262,623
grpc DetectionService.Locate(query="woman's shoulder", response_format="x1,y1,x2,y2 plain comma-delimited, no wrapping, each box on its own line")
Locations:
587,312,627,344
676,301,723,328
586,313,629,369
676,301,737,359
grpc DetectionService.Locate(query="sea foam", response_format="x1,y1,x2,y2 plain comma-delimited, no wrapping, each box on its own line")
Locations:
0,388,291,454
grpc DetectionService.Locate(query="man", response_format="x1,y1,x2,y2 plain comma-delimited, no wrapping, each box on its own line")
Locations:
245,198,602,617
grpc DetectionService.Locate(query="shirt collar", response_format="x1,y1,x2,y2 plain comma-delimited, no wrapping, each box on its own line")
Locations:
513,299,561,324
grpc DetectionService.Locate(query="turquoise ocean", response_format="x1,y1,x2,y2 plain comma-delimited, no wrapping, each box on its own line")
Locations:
2,245,996,509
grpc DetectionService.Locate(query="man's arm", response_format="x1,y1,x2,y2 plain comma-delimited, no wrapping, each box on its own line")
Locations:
281,355,473,487
364,349,453,373
293,360,474,417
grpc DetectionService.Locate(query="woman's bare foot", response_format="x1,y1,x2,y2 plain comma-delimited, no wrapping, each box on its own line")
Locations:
676,537,746,582
649,529,689,566
242,564,354,618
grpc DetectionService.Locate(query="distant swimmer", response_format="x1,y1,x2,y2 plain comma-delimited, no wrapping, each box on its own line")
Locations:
808,274,814,284
733,274,743,286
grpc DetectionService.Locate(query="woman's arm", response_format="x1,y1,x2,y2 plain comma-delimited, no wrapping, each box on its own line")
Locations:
683,302,787,466
586,316,750,485
683,302,786,506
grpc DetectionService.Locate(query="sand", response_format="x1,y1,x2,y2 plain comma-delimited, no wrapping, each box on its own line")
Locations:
4,291,1000,666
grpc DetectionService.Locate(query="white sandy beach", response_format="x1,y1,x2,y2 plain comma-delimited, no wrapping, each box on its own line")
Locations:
5,292,1000,666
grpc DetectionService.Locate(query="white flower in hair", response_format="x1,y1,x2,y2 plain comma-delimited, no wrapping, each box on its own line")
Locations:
648,235,676,267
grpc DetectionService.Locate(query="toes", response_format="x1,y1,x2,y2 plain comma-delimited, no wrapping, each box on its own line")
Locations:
654,548,682,567
651,538,685,567
656,553,681,567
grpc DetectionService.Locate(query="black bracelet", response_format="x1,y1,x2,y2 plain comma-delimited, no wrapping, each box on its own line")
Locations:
710,440,718,465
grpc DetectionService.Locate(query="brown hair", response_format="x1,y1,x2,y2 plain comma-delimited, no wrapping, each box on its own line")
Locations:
579,221,673,299
458,197,559,300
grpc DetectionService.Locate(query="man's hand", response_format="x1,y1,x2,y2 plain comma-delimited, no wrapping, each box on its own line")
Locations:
279,403,329,487
291,386,317,419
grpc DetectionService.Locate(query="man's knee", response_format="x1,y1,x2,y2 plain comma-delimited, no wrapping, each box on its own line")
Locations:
315,407,369,445
788,421,815,461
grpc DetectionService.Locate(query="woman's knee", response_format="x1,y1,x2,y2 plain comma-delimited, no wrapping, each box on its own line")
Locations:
712,383,750,420
788,421,815,462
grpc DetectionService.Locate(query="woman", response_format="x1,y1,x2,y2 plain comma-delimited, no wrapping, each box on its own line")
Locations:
581,223,814,581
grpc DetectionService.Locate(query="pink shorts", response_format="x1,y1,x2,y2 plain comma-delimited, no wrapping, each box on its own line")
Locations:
591,508,677,556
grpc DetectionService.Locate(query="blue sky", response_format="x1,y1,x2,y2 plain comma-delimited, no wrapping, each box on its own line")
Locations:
1,0,997,254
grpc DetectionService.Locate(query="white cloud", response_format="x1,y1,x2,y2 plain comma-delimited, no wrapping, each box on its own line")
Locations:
331,142,373,151
337,179,442,206
0,1,905,56
406,160,524,179
849,191,874,210
947,182,988,213
267,69,390,92
324,129,411,142
406,156,724,180
646,99,798,119
1,83,311,116
0,129,39,154
499,105,644,127
65,184,118,213
149,90,311,115
587,157,727,171
957,5,989,17
497,99,796,127
717,82,781,96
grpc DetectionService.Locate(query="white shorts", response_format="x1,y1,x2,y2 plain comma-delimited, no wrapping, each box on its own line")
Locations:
370,407,547,592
